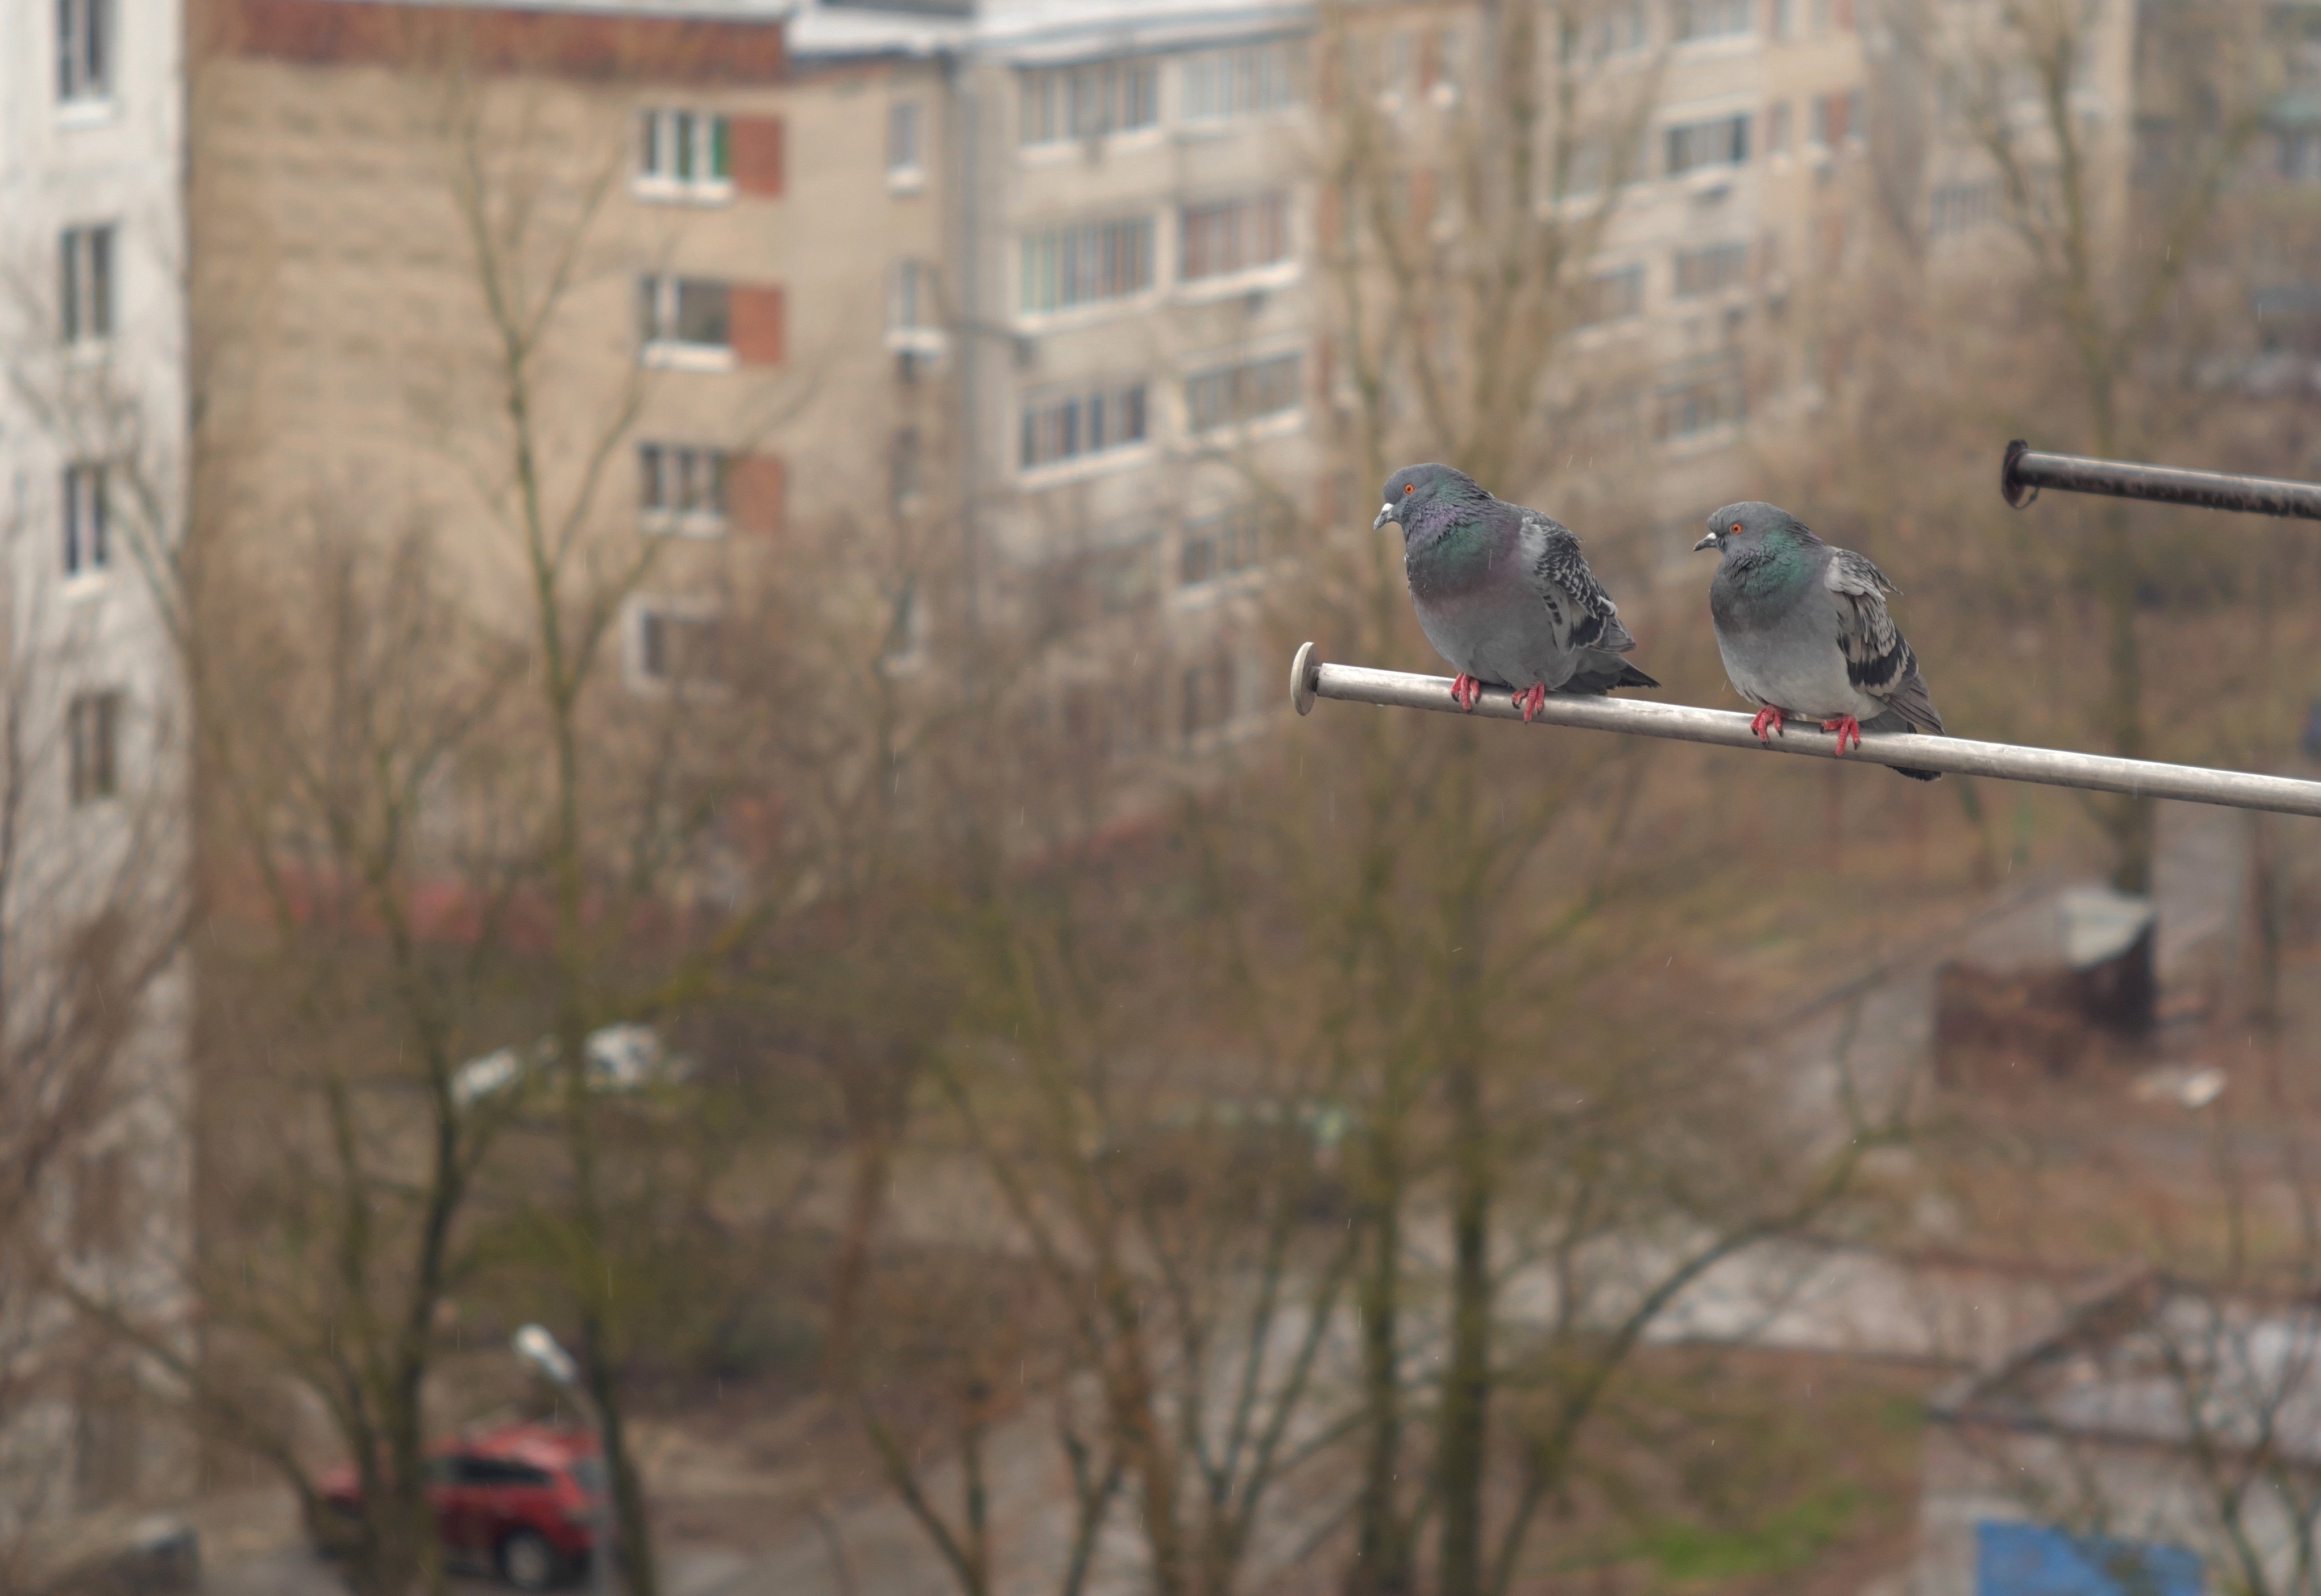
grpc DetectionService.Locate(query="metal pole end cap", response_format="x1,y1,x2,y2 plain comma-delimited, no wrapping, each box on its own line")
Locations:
2001,438,2038,509
1290,642,1322,716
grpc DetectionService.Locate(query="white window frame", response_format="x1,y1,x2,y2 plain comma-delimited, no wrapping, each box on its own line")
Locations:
634,108,733,204
1430,24,1463,107
1587,2,1649,61
60,223,114,351
1655,359,1746,446
1929,178,2001,239
63,462,110,579
1573,263,1646,329
1179,649,1244,750
1018,61,1162,151
1180,40,1304,126
1018,379,1152,477
1671,240,1749,298
628,600,727,696
888,427,923,516
57,0,113,107
1664,113,1750,178
1176,192,1298,294
887,259,947,355
887,101,925,192
1368,30,1418,108
2280,131,2321,185
637,443,729,538
1183,348,1305,439
68,690,122,805
1017,214,1157,321
1671,0,1754,44
1176,503,1274,592
636,274,736,371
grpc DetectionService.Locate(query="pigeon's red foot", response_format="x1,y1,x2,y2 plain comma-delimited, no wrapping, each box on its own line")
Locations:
1513,683,1547,724
1450,672,1484,712
1820,715,1863,755
1748,705,1788,743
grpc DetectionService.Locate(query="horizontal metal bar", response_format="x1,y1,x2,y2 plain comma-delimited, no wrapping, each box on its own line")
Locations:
2002,439,2321,521
1289,645,2321,820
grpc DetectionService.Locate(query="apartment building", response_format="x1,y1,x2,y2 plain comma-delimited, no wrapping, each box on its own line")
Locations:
192,0,947,693
2141,0,2321,395
796,0,1319,778
1875,0,2136,273
1274,0,1887,595
0,0,197,1537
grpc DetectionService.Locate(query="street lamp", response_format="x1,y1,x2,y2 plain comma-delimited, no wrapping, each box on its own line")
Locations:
513,1324,611,1596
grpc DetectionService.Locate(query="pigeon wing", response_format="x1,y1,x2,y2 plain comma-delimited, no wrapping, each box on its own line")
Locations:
1518,508,1639,655
1824,548,1944,733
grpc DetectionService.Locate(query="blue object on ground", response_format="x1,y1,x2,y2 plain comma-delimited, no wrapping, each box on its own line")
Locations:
1975,1520,2200,1596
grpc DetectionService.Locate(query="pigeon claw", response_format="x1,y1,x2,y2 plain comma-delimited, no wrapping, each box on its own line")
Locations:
1513,683,1547,724
1747,705,1788,743
1820,715,1863,755
1450,672,1484,712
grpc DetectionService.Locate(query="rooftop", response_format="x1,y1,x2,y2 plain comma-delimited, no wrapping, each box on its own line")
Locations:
1934,1271,2321,1466
789,0,1310,63
305,0,1313,62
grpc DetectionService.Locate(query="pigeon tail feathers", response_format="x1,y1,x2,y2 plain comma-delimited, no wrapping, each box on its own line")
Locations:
1861,708,1942,782
1563,652,1659,695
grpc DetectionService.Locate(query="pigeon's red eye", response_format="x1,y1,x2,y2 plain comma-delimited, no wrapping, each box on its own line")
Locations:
1729,521,1742,533
1403,484,1414,495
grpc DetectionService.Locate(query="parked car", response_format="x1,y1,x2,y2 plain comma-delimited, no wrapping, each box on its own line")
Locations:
451,1023,689,1109
318,1421,604,1591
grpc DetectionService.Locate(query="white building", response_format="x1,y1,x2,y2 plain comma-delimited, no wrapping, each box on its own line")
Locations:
794,0,1320,782
1918,1271,2314,1596
0,0,197,1539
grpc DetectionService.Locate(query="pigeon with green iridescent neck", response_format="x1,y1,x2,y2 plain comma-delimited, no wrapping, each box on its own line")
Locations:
1376,464,1658,721
1694,501,1945,782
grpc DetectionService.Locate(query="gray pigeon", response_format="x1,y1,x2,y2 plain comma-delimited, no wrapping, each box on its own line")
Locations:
1376,463,1657,721
1694,501,1945,781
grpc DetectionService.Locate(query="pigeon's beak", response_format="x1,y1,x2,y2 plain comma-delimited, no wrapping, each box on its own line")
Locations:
1373,501,1399,531
1692,531,1720,552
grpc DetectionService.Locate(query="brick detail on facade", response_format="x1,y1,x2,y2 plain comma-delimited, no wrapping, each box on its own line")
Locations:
732,284,786,364
207,0,786,82
727,453,788,538
730,116,784,197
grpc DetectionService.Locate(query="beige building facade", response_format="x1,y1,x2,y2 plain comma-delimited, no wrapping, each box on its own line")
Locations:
795,0,1321,784
192,0,949,693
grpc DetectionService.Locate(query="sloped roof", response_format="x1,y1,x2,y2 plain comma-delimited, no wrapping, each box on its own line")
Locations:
1934,1270,2321,1466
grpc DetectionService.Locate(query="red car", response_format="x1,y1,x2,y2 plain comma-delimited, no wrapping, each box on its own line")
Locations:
318,1420,605,1591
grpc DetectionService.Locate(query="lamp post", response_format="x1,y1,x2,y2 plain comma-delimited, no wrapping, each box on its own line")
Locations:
514,1324,612,1596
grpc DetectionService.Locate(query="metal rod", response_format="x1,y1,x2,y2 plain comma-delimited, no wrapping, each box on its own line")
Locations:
1288,644,2321,820
2001,439,2321,521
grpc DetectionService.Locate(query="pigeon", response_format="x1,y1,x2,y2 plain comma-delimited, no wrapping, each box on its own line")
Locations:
1375,463,1658,722
1693,501,1945,781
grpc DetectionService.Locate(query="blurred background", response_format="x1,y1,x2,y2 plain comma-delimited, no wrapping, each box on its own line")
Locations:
6,0,2321,1591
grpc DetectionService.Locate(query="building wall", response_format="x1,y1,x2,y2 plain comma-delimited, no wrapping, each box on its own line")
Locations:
1313,0,1875,579
1916,1420,2305,1596
949,23,1319,771
191,0,946,683
0,0,197,1531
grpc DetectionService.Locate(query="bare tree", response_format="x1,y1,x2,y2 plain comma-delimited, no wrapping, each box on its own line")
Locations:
1265,8,1917,1594
1887,0,2269,904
